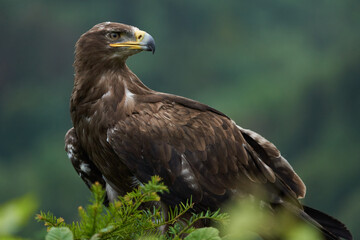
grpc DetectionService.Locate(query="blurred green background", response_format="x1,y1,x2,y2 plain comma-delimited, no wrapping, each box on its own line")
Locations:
0,0,359,238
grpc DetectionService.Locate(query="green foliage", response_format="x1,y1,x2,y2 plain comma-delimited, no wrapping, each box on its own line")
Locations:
0,194,38,239
36,176,326,240
36,176,229,240
222,198,322,240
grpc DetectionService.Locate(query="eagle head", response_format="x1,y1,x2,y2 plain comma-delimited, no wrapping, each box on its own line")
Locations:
74,22,155,71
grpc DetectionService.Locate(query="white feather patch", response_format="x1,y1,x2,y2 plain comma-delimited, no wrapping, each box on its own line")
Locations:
103,177,119,202
101,90,111,99
124,84,135,106
80,162,91,174
66,144,75,159
180,154,197,189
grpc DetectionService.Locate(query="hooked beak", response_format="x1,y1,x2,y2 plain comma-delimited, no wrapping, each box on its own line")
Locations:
109,29,155,54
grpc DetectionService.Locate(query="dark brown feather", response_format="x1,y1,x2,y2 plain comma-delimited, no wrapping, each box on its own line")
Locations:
239,127,306,198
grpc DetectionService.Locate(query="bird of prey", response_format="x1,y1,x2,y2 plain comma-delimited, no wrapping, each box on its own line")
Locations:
65,22,352,240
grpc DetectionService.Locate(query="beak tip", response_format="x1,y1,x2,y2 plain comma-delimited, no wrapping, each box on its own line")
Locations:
143,32,155,55
148,37,155,55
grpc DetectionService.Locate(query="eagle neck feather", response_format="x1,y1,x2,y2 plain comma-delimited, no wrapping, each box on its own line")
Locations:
71,63,151,130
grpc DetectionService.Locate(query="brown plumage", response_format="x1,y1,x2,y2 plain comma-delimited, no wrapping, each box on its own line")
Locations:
65,22,352,240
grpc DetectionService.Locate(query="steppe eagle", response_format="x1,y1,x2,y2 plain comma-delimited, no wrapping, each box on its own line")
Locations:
65,22,352,240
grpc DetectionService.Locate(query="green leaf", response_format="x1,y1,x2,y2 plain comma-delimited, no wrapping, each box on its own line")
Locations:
45,227,73,240
284,224,322,240
89,233,100,240
0,194,38,235
185,227,221,240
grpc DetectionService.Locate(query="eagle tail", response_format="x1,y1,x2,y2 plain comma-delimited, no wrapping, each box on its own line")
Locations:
303,206,352,240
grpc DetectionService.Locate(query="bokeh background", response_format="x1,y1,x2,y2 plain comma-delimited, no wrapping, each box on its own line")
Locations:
1,0,359,238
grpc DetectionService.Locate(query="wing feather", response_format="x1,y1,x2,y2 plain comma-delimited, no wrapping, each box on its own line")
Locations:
239,127,306,198
65,128,106,188
65,128,117,204
106,100,298,210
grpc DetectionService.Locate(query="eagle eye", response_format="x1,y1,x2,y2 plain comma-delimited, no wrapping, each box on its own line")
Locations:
108,32,120,41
